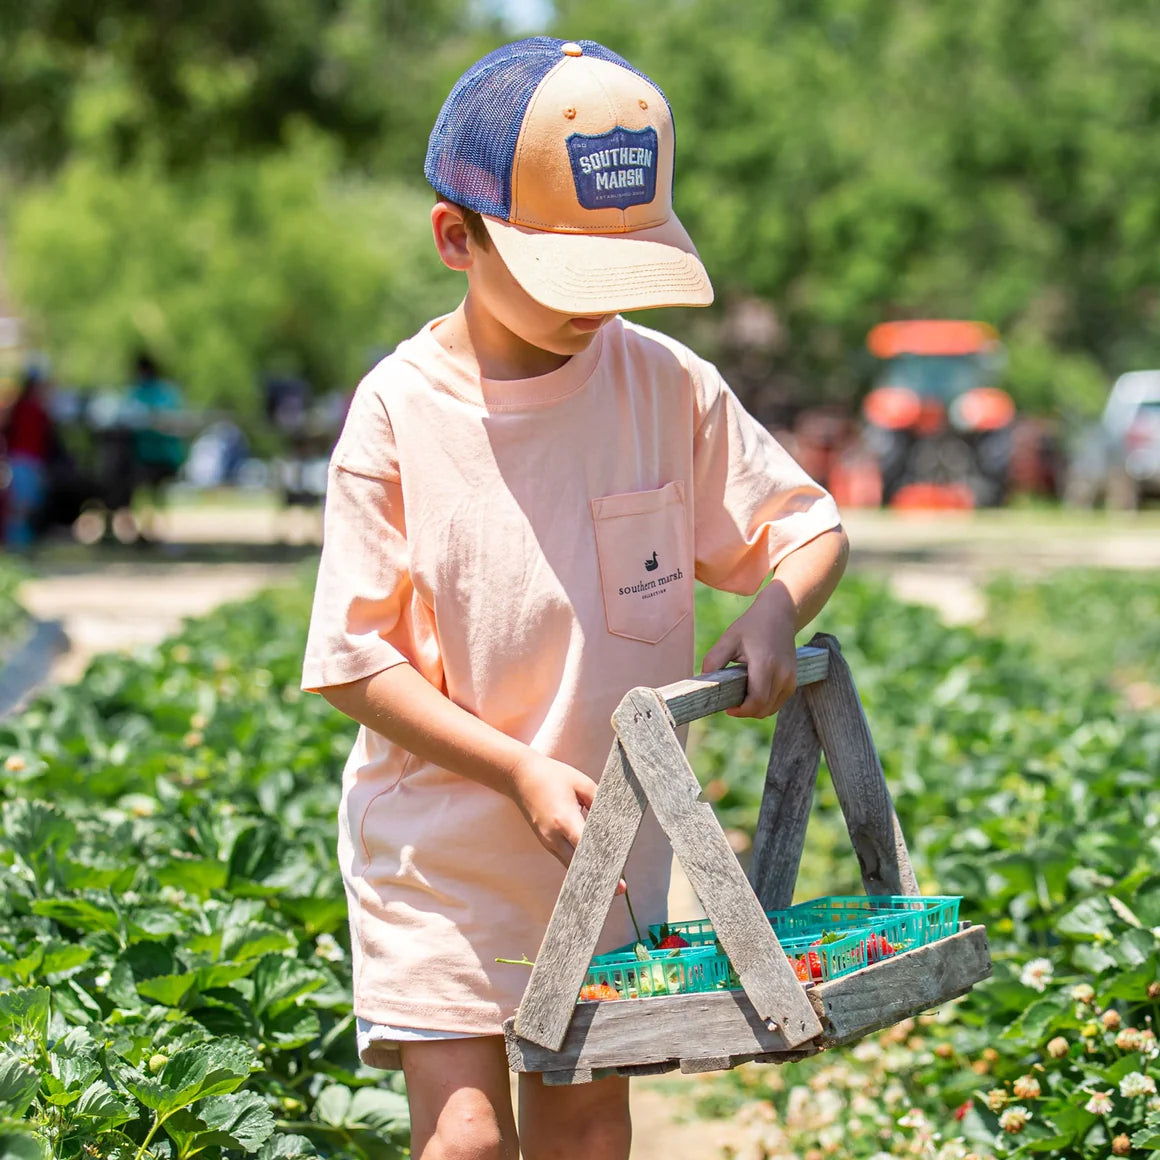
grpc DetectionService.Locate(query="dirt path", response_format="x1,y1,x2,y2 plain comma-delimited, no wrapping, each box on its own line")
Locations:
16,504,1160,1159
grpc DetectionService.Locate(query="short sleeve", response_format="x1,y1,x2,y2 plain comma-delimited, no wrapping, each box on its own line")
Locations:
691,359,842,595
301,382,441,693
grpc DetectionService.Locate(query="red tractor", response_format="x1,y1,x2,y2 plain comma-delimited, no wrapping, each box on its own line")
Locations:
862,320,1015,508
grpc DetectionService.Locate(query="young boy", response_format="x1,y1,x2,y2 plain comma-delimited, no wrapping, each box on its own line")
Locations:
303,36,848,1160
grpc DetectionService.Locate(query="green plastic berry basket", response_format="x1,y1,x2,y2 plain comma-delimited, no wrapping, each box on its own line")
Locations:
582,944,733,1000
786,895,961,946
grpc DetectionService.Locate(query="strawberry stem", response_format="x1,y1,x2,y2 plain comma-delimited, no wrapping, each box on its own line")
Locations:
495,955,535,967
623,886,645,946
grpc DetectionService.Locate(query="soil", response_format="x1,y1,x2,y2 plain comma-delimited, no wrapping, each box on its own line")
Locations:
16,503,1160,1158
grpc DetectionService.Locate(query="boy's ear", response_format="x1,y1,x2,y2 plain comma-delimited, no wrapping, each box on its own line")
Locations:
431,201,473,272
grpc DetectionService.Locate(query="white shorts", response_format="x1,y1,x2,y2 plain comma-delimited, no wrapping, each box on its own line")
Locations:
356,1018,484,1070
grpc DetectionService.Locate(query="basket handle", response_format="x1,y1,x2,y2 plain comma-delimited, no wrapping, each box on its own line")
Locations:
657,644,830,725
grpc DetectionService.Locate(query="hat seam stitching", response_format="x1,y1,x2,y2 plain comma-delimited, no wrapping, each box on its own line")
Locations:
510,56,568,224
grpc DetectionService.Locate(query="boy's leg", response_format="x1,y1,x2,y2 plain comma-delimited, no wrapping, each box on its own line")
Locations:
518,1072,631,1160
402,1036,519,1160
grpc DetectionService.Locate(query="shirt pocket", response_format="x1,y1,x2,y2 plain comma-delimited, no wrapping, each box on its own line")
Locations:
591,481,693,644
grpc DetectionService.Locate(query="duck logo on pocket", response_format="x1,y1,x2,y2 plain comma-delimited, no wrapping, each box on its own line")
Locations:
591,482,693,644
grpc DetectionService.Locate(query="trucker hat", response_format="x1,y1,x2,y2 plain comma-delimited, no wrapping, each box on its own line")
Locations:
425,36,713,315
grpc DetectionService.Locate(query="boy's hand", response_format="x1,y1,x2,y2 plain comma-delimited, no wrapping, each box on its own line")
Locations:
701,527,850,718
508,750,599,867
701,581,798,718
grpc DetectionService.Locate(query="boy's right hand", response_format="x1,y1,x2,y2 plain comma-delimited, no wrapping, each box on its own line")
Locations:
508,749,598,868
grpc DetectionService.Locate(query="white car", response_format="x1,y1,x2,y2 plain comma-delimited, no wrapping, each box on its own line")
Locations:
1066,371,1160,508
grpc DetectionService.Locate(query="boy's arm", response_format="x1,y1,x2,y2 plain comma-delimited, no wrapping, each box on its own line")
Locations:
700,526,849,719
322,665,599,870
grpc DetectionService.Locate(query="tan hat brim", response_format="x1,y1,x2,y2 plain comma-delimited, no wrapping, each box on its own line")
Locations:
481,213,714,315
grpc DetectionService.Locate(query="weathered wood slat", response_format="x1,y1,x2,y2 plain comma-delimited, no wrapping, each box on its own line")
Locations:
679,1055,735,1074
505,926,992,1081
749,691,822,911
802,634,919,897
814,924,991,1046
612,689,823,1048
514,741,647,1050
659,646,829,726
506,989,794,1074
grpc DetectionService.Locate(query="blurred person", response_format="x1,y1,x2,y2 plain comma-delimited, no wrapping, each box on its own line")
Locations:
1,367,56,549
125,352,187,542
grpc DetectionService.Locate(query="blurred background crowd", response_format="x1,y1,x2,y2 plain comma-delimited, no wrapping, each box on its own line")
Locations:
2,0,1160,551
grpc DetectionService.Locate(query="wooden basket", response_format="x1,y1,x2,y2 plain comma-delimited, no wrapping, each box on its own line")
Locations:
503,633,992,1084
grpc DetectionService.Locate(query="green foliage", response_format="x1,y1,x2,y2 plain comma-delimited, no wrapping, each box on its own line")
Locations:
0,559,31,661
690,570,1160,1156
0,0,478,177
0,582,406,1158
556,0,1160,415
7,133,460,408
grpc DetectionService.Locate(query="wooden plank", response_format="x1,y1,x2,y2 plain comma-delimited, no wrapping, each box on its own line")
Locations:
814,924,991,1046
505,926,992,1080
659,646,829,726
505,989,794,1075
802,634,919,897
612,689,822,1049
749,691,821,911
513,740,647,1050
679,1056,735,1074
542,1067,594,1086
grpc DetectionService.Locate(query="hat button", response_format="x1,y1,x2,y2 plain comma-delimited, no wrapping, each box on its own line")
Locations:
560,42,583,57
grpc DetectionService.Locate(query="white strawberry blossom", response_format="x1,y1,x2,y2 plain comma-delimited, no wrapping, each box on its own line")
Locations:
1084,1089,1114,1115
998,1105,1030,1133
1119,1071,1157,1098
1020,958,1053,992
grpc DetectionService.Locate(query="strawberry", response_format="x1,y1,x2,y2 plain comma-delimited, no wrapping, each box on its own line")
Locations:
866,932,895,962
792,955,810,982
579,983,620,1002
656,933,690,949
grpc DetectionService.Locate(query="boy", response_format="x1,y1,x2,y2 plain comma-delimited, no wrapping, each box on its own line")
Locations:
302,36,848,1160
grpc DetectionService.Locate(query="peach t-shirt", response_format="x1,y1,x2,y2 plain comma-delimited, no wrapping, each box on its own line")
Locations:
302,315,841,1036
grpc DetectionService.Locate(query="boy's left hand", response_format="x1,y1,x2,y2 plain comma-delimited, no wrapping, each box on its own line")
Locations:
701,580,798,719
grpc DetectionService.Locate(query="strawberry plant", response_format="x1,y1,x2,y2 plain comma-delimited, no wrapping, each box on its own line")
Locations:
688,570,1160,1157
0,581,407,1158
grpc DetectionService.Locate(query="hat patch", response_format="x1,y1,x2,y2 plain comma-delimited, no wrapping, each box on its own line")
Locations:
567,127,658,211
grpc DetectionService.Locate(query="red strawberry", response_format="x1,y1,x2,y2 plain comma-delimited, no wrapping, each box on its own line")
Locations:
579,983,620,1002
657,933,690,949
792,955,810,982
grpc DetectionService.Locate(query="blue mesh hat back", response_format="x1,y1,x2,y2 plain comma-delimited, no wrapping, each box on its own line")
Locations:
425,37,671,221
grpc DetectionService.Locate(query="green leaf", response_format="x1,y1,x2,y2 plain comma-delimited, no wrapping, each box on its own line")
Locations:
263,1007,320,1051
1055,896,1115,939
314,1084,352,1126
258,1134,318,1159
154,856,229,895
0,1053,42,1117
39,942,93,978
1132,1127,1160,1149
222,923,296,963
126,1037,255,1116
0,987,50,1044
1003,995,1067,1042
251,955,326,1017
31,897,121,936
75,1080,135,1129
0,1128,51,1160
2,799,76,888
197,1091,277,1152
137,973,196,1006
348,1087,410,1134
